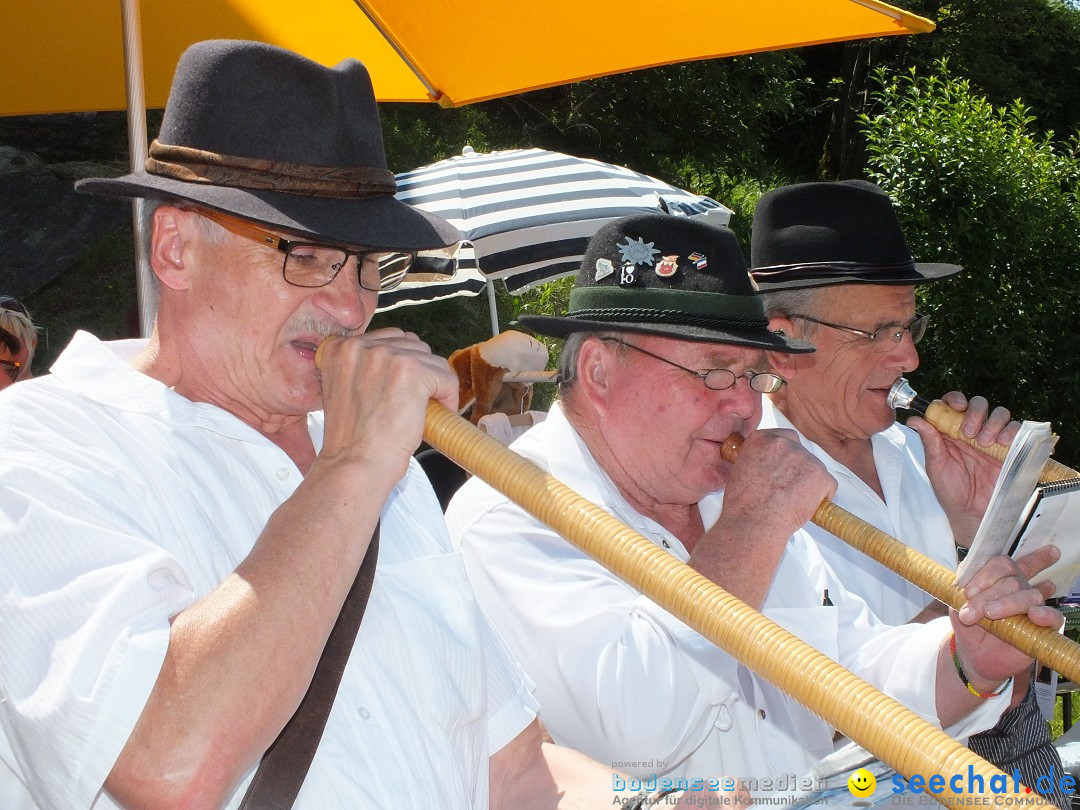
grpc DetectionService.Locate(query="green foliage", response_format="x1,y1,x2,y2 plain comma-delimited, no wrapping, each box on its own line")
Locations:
888,0,1080,138
860,64,1080,463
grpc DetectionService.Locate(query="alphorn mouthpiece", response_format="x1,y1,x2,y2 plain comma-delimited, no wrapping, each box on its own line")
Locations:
887,377,931,415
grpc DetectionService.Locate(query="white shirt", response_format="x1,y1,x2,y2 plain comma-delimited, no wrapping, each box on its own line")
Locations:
446,403,1006,793
759,399,959,624
0,331,537,810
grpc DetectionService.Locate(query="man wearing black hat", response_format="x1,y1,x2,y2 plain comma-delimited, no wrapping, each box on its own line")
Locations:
751,179,1067,806
0,40,635,809
447,213,1059,799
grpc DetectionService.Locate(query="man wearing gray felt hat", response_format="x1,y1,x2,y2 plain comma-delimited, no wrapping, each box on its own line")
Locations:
0,39,633,809
449,212,1055,800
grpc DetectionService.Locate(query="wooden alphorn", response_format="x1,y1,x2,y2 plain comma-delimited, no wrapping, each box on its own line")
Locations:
314,339,1053,805
422,402,1050,807
888,377,1079,483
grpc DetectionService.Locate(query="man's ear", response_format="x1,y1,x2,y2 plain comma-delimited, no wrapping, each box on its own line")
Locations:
575,337,614,410
149,206,195,291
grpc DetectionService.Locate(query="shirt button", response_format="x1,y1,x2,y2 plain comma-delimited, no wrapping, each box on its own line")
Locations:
758,709,767,720
358,707,371,720
275,468,290,481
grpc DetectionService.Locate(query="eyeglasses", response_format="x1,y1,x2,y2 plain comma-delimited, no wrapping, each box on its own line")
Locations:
789,312,929,349
0,359,21,383
195,208,415,292
0,296,29,317
601,337,786,393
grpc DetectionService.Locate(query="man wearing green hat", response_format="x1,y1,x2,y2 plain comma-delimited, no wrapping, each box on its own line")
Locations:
447,213,1061,801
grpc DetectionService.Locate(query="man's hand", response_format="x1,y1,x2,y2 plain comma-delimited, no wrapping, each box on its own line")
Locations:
907,391,1020,548
693,428,837,608
947,546,1062,709
316,329,459,481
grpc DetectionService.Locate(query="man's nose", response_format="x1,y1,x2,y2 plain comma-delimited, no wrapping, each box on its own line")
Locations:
314,256,377,332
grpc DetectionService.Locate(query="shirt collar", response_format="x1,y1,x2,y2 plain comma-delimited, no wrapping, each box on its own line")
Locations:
50,330,318,445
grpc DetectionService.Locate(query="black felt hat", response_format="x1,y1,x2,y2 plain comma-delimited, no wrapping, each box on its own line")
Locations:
76,40,459,251
749,180,961,291
520,214,813,353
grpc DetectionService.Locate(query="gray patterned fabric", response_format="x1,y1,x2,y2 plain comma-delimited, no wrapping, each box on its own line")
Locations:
968,680,1070,809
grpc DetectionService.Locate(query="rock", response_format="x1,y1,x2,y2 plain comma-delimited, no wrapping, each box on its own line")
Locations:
0,146,44,174
0,165,129,297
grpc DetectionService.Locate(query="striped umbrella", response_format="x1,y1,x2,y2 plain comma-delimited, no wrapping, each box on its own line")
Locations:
394,147,733,330
376,247,486,313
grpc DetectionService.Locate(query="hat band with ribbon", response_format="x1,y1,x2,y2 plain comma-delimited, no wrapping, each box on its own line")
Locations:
567,286,768,329
751,259,918,285
145,140,398,199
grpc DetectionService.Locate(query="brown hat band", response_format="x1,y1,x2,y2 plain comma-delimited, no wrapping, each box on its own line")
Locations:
145,140,398,199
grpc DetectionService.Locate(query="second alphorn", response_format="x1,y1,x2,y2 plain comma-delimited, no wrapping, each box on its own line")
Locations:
716,432,1080,685
888,377,1079,483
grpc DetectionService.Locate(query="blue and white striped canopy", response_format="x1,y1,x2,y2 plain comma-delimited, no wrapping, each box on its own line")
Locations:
376,246,486,312
395,147,733,295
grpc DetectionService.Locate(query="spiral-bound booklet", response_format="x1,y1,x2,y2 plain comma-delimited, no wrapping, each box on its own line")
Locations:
1008,476,1080,598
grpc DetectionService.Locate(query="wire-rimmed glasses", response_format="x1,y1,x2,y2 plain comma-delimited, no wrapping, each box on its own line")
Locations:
601,337,786,393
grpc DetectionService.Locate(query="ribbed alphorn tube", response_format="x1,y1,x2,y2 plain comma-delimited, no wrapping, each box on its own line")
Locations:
422,401,1052,808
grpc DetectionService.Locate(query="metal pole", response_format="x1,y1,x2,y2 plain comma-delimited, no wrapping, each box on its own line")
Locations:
485,278,500,336
121,0,157,337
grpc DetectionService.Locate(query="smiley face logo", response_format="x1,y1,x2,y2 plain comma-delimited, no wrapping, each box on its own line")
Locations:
848,768,877,798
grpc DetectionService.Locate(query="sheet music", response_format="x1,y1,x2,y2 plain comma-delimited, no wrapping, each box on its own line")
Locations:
955,421,1056,587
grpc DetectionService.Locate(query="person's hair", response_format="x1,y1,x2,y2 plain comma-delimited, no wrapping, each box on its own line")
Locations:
0,298,39,365
758,287,824,341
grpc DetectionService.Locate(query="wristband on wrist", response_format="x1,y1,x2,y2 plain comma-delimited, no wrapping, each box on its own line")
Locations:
949,632,1013,699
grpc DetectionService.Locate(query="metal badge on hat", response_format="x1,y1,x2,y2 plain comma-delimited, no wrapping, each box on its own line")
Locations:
688,251,707,270
616,236,660,285
595,257,615,281
655,255,679,277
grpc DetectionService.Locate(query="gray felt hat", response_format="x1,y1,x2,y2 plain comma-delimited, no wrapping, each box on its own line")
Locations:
521,214,813,353
76,40,460,251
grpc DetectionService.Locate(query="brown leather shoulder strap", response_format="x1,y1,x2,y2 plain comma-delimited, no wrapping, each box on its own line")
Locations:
239,525,380,809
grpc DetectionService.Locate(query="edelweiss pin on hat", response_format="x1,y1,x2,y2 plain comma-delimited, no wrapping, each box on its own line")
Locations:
520,214,813,353
749,179,962,291
76,39,460,251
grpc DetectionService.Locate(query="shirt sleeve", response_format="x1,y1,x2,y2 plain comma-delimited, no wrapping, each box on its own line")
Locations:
0,449,195,808
448,483,740,774
832,576,1010,739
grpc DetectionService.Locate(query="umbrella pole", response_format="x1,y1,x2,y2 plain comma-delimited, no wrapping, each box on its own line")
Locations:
120,0,157,338
485,278,500,336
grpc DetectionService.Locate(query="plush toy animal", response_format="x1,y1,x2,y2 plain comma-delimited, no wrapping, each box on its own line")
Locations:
448,331,549,424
